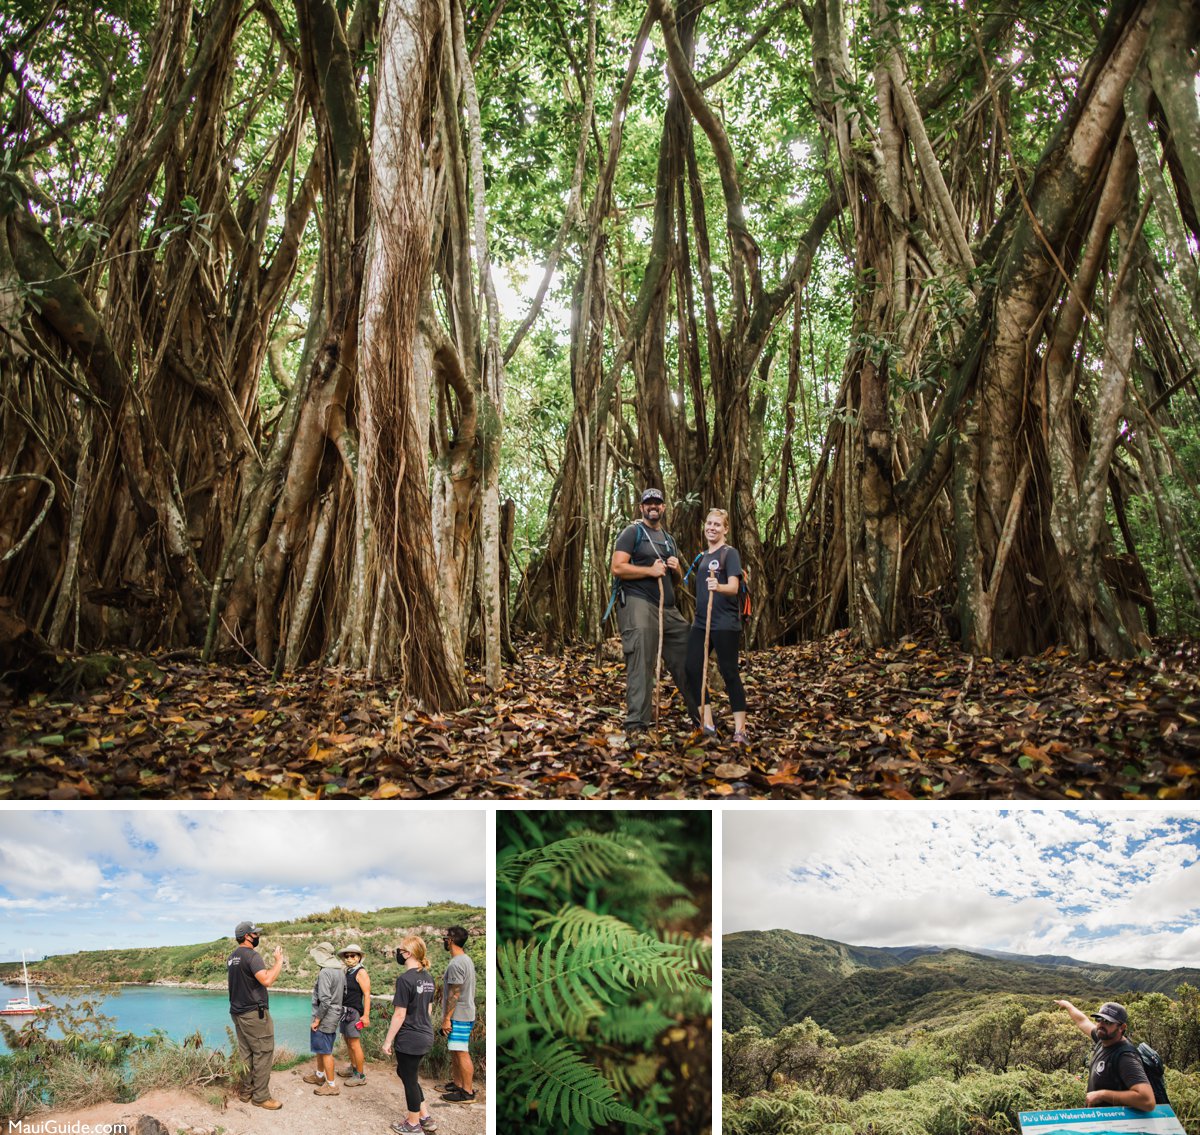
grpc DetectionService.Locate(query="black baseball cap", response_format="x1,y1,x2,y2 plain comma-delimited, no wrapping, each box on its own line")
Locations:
640,488,665,503
1092,1002,1128,1025
234,921,262,940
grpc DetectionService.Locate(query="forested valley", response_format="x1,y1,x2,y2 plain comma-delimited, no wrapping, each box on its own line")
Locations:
722,931,1200,1134
2,0,1199,797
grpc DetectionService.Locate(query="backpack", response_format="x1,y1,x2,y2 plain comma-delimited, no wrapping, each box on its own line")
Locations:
1102,1039,1170,1106
603,522,678,622
685,545,751,622
1135,1042,1170,1105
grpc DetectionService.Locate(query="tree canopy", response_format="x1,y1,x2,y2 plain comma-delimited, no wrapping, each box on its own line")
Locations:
1,0,1198,708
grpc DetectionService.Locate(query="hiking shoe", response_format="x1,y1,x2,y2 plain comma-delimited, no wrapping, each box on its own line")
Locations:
253,1098,283,1110
313,1081,340,1096
701,724,719,737
731,730,748,745
437,1082,458,1093
420,1117,439,1132
340,1065,357,1078
391,1124,424,1135
344,1072,367,1086
441,1087,476,1103
302,1073,324,1085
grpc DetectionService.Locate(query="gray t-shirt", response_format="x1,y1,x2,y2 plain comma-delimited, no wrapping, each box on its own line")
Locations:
614,522,679,607
443,953,476,1022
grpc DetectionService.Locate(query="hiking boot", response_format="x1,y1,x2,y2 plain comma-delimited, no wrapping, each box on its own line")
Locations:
344,1072,367,1086
437,1082,458,1093
302,1072,324,1085
313,1081,340,1096
420,1117,439,1132
441,1087,476,1103
731,730,748,746
253,1098,283,1110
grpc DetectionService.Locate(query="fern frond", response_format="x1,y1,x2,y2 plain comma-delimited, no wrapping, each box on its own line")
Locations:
497,833,634,891
593,1003,677,1046
601,1050,663,1095
521,1037,651,1129
660,930,713,974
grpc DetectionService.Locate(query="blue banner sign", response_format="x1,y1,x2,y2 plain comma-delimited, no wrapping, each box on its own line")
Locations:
1018,1106,1185,1134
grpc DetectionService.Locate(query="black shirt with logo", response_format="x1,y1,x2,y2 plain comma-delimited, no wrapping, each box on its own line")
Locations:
1088,1032,1149,1094
227,945,268,1015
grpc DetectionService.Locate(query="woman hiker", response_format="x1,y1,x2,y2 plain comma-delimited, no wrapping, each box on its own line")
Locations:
382,935,438,1134
337,943,370,1086
685,508,749,744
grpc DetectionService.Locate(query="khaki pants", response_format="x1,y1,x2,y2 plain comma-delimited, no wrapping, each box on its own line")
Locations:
617,595,697,727
232,1008,275,1103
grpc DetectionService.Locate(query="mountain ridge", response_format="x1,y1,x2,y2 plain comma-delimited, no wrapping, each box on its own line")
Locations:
724,930,1200,1039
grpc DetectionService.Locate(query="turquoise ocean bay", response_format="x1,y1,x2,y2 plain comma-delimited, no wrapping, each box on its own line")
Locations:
0,985,319,1055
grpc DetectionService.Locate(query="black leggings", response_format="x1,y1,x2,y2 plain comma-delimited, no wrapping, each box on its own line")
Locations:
685,626,746,713
394,1051,425,1112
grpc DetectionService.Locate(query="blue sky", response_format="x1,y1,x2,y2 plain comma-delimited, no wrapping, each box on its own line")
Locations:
723,808,1200,969
0,808,486,961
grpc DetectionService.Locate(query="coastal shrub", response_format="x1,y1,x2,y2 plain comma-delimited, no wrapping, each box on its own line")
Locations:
126,1037,233,1098
725,1069,1087,1135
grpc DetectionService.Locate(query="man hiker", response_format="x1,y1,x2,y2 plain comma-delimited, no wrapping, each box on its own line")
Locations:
337,943,371,1086
227,920,284,1110
305,942,345,1096
439,926,477,1104
1054,999,1155,1111
610,487,700,734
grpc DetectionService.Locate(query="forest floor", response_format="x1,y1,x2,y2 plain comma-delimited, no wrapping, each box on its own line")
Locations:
1,629,1198,799
27,1060,484,1135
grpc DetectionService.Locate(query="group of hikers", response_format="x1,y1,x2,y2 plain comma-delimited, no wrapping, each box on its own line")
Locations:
611,488,749,743
226,920,477,1133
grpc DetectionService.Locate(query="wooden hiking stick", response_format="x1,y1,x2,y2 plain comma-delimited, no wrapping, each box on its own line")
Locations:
699,559,717,722
654,575,664,727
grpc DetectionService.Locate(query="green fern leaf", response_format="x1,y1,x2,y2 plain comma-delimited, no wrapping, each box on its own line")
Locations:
524,1037,652,1129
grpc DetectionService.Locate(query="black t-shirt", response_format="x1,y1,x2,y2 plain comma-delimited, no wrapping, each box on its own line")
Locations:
227,945,268,1015
1088,1034,1149,1094
393,968,436,1055
614,522,679,607
690,545,743,632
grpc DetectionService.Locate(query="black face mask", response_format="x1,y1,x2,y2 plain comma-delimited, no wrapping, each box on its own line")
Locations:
249,935,260,948
394,948,406,965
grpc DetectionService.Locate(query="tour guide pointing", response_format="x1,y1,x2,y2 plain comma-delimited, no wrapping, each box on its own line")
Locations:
1054,999,1155,1112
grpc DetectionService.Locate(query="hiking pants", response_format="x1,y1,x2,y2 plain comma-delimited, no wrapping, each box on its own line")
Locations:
685,626,747,713
231,1008,275,1103
394,1050,426,1112
616,594,698,727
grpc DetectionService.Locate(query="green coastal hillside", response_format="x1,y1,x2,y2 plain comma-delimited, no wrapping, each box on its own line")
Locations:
723,931,1200,1135
2,902,484,993
725,930,1200,1040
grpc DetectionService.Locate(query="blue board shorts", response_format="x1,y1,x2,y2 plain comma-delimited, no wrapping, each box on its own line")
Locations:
447,1019,473,1052
310,1028,336,1055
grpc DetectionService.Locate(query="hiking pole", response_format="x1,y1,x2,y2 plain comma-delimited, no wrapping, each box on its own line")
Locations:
654,575,664,728
700,560,716,726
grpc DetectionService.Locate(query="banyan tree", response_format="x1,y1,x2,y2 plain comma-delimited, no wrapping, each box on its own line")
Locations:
1,0,1197,708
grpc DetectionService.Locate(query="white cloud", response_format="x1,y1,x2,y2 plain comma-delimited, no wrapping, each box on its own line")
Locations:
0,809,486,960
724,808,1200,969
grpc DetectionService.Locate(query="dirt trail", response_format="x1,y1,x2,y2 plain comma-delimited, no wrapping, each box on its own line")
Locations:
33,1061,485,1135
